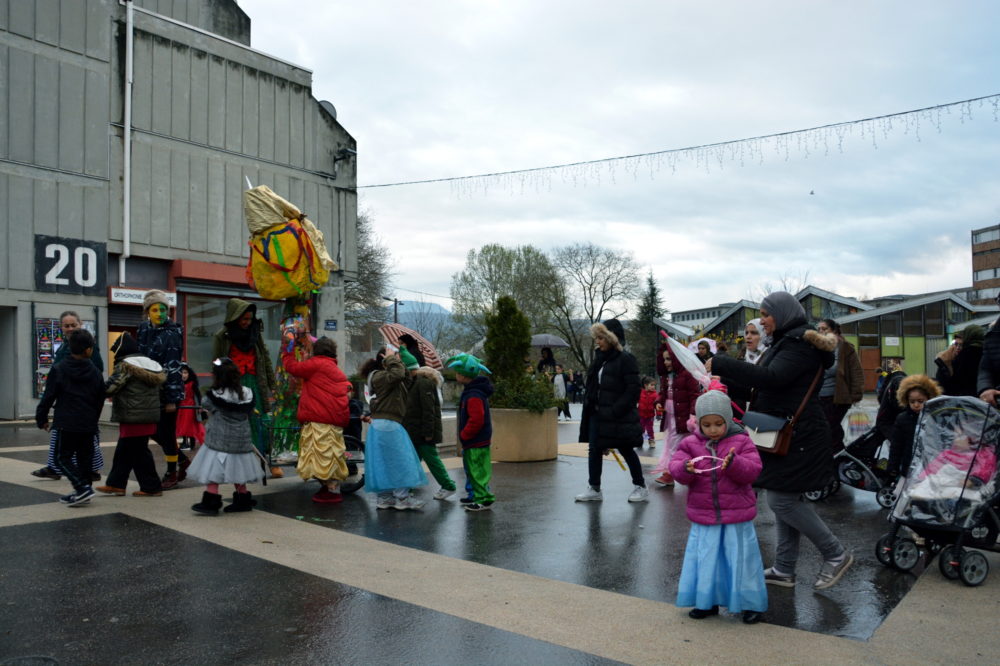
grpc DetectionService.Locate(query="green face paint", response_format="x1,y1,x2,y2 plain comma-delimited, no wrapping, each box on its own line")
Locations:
148,303,168,326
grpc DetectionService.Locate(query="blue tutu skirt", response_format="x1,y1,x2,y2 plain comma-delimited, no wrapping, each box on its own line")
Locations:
364,419,428,493
676,521,768,613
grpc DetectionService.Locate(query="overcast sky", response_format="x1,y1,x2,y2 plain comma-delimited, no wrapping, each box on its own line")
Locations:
239,0,1000,315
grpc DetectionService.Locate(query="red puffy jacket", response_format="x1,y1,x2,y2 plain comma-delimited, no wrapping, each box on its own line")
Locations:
282,351,350,427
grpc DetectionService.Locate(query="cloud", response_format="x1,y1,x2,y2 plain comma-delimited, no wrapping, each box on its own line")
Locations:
240,0,1000,314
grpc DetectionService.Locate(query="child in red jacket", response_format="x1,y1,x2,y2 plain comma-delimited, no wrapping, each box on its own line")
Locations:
638,377,658,447
281,334,351,504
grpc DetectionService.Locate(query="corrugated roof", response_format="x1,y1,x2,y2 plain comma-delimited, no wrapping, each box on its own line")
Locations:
838,292,978,324
795,285,873,311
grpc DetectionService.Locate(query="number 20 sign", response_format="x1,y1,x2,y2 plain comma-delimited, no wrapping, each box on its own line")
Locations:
34,235,107,296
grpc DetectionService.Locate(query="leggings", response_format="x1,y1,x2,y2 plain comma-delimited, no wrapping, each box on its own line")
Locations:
587,413,645,489
766,489,845,574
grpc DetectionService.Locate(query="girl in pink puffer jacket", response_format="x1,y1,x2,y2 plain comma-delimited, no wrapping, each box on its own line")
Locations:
669,390,768,624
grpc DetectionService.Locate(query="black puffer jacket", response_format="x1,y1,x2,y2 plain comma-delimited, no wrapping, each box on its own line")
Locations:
579,321,642,448
713,324,836,492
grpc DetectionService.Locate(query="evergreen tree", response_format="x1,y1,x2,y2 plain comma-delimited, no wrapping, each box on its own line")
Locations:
629,271,665,377
484,295,532,383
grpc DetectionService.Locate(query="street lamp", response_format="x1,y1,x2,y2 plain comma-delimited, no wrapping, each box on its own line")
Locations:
382,296,404,323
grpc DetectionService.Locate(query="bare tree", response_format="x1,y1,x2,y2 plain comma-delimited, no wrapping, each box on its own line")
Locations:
546,243,641,369
344,210,395,335
450,244,558,338
746,269,812,302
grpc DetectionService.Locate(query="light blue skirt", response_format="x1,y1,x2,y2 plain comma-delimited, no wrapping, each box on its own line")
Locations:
676,521,768,613
364,419,428,493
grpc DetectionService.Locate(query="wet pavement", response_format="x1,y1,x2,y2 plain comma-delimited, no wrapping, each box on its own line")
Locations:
1,409,999,664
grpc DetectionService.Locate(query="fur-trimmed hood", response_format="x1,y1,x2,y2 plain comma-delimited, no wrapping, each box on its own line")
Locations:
590,322,624,352
413,365,443,387
897,374,942,408
120,355,166,386
802,329,838,353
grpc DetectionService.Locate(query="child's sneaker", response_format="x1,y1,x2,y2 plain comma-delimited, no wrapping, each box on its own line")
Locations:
59,487,95,506
433,488,456,500
392,497,425,511
628,485,649,503
763,567,796,587
463,501,493,512
652,472,674,487
575,486,603,502
459,496,475,504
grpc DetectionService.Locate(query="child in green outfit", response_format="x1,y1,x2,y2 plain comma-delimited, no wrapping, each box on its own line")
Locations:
447,353,496,512
401,348,457,500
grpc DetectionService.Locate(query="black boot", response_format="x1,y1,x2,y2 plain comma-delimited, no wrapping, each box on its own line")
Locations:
191,491,223,515
223,491,255,513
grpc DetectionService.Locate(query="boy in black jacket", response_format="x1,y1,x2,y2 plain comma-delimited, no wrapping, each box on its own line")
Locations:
35,329,106,506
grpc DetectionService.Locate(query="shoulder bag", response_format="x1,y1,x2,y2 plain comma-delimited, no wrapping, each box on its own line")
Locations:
742,368,822,456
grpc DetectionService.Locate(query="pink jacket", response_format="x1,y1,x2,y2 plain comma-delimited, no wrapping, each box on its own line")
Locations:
669,430,762,525
918,446,997,485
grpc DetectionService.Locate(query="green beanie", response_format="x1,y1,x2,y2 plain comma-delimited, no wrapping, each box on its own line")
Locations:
446,353,491,378
399,347,420,370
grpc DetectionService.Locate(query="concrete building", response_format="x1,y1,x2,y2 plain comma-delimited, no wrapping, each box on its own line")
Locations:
669,303,734,331
0,0,357,418
970,223,1000,305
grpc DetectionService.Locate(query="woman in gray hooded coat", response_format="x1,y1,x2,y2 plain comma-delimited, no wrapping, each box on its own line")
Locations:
710,292,853,591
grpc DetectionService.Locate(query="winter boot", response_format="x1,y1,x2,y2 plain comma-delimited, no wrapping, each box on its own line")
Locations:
223,491,255,513
191,491,223,515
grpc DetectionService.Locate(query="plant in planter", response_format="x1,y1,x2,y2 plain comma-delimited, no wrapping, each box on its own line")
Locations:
483,296,559,461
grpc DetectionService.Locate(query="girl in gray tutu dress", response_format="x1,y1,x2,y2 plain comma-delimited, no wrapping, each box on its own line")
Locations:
189,357,263,515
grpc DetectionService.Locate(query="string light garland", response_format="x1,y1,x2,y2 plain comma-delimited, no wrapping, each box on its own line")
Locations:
358,93,1000,196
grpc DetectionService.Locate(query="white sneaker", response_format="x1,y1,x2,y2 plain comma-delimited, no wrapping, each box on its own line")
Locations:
392,497,426,511
433,488,455,500
575,486,603,502
628,485,649,503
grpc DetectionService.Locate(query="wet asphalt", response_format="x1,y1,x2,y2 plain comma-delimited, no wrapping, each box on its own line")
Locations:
0,405,977,664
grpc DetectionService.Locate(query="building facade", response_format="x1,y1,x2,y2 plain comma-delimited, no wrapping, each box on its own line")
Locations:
1,0,357,418
970,224,1000,305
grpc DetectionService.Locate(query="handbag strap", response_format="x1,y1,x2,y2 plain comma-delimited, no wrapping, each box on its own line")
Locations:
789,367,823,426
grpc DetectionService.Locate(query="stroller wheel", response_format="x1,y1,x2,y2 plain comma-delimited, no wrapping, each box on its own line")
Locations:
875,534,895,567
804,489,825,502
891,538,920,571
938,545,963,580
876,486,895,509
958,550,989,587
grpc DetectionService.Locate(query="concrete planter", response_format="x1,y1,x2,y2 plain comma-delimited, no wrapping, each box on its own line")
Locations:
490,407,558,462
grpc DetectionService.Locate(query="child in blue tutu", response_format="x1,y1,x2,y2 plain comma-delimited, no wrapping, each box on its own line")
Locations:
363,347,428,510
669,390,767,624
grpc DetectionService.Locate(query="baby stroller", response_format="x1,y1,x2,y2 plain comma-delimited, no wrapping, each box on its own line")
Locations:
829,427,898,508
875,396,1000,586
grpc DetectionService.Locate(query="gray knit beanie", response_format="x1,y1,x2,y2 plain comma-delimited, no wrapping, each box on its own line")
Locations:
143,289,170,312
695,390,740,438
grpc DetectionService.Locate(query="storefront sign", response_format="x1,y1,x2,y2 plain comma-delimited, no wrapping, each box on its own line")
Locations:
108,287,177,306
324,319,338,331
34,235,107,296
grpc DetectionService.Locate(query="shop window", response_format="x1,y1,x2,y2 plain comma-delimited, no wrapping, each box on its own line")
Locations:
184,295,286,376
858,319,879,347
880,312,901,337
902,307,922,336
841,321,857,336
925,302,944,337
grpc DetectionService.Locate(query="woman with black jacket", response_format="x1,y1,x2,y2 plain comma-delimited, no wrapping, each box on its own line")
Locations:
575,319,648,504
710,292,853,590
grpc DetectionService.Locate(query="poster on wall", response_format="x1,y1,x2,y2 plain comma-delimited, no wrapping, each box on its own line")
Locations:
34,318,95,397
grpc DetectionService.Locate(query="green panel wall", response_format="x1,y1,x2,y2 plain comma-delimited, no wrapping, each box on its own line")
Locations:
903,337,925,375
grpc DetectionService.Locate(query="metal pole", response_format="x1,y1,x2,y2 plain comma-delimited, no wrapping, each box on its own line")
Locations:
119,0,134,285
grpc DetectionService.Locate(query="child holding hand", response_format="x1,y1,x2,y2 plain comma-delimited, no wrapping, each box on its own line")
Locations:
669,391,767,624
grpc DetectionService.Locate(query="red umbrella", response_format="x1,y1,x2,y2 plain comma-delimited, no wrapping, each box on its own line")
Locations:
378,323,444,369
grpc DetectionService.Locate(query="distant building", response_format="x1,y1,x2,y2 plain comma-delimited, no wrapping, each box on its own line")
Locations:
700,300,761,343
669,303,735,330
970,223,1000,305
